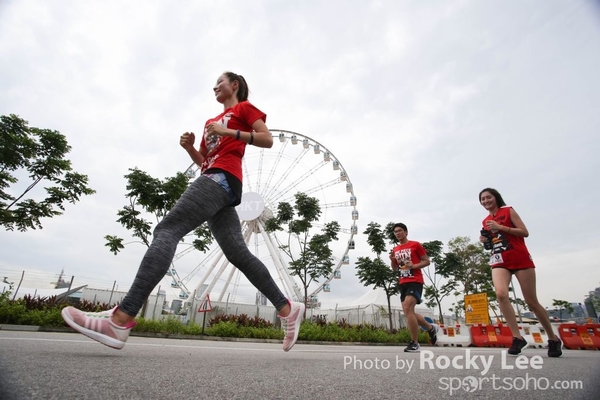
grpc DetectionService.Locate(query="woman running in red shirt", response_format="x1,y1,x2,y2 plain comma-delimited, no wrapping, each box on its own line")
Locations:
479,187,561,357
62,72,304,351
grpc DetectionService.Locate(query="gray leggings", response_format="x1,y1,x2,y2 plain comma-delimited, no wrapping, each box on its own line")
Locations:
119,176,289,317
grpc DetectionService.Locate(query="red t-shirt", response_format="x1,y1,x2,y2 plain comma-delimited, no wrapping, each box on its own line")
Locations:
482,206,535,270
200,101,266,182
392,240,427,284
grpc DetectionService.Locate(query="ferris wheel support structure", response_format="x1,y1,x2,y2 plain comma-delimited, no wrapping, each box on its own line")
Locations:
168,129,357,307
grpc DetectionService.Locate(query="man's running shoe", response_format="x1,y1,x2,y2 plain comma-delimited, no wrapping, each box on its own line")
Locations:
404,340,421,353
547,338,563,358
428,323,440,345
507,336,528,355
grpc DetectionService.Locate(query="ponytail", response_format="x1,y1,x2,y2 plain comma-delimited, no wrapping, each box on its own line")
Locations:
224,71,249,102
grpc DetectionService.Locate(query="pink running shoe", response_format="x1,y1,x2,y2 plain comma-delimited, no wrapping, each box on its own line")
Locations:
279,301,305,352
61,306,136,350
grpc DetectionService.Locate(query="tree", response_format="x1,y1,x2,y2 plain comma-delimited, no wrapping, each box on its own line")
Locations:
105,167,213,254
421,240,456,325
449,299,465,321
1,114,95,231
265,192,340,316
552,299,574,322
445,237,492,294
354,222,399,331
435,236,497,321
105,167,213,316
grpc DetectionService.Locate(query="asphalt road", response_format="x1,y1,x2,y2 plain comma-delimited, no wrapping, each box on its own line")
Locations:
1,330,599,399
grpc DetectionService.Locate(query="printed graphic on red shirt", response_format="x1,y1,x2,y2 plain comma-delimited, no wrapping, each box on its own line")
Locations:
392,240,426,284
394,248,414,279
199,101,265,182
482,206,534,269
490,232,509,254
204,113,232,155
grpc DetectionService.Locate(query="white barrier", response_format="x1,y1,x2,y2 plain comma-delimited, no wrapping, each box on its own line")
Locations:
436,324,472,347
518,324,548,348
518,323,565,349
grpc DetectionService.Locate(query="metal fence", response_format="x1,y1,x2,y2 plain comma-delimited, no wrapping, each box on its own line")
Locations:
172,296,438,331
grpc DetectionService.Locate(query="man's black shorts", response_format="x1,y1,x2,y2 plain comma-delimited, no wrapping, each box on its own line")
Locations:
399,282,423,304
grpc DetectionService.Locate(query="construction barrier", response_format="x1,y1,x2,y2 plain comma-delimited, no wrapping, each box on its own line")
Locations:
518,323,548,349
558,323,600,350
436,324,472,347
470,324,513,348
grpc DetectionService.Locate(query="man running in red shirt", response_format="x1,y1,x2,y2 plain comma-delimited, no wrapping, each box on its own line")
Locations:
390,223,439,352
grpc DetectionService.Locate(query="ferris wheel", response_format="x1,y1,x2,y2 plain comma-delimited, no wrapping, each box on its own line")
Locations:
165,129,358,308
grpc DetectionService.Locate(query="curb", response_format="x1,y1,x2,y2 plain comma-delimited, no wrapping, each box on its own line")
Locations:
0,324,435,347
0,324,41,332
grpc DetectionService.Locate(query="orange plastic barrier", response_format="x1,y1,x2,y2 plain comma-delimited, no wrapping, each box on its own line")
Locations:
469,324,513,348
558,323,600,350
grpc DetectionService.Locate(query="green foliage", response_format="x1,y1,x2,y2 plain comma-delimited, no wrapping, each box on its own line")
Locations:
433,236,495,320
354,221,399,331
0,300,27,325
422,241,444,267
105,167,214,255
163,316,187,334
298,320,428,344
422,240,453,325
208,323,283,339
70,299,116,312
552,299,575,321
126,316,202,335
0,295,66,327
363,221,388,256
0,291,120,326
0,294,432,344
0,114,95,231
134,317,204,335
441,237,492,295
208,321,238,337
355,257,397,294
208,313,274,329
265,192,340,309
383,222,399,245
134,318,167,333
206,320,284,339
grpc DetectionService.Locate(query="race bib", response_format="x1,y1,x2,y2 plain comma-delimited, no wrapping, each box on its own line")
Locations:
489,253,504,266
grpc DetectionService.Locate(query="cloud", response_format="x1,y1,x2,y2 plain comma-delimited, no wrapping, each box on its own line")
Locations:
1,0,600,313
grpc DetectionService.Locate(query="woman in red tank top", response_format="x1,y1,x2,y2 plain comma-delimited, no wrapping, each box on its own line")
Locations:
479,188,562,358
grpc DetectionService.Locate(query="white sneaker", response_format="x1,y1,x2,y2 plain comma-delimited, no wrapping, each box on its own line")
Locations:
279,301,305,352
61,306,136,349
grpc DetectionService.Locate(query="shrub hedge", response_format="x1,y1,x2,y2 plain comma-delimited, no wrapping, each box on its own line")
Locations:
0,290,430,344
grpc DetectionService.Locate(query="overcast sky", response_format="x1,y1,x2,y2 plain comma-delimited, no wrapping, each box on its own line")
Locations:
1,0,599,314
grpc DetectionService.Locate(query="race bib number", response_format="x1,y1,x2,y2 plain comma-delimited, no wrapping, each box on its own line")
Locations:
489,253,504,265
